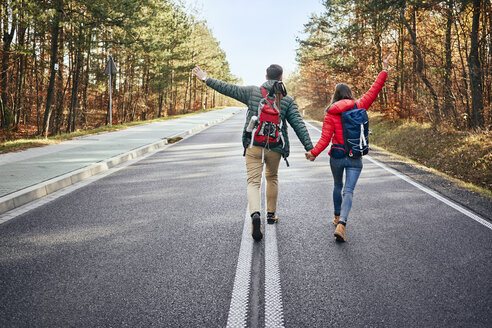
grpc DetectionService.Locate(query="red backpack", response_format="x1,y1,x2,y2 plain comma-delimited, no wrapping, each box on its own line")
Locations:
251,88,283,148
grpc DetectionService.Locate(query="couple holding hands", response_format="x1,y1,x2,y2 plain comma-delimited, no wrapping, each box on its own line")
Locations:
192,54,391,242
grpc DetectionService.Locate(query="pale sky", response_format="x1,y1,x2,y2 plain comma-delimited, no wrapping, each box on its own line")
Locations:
183,0,325,86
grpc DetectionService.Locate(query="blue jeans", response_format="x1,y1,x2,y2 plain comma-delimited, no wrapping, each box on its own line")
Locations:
330,156,363,224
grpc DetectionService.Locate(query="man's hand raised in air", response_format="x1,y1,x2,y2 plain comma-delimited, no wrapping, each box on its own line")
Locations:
192,66,207,82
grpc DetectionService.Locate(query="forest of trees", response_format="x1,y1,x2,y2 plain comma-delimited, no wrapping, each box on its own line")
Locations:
0,0,239,139
292,0,490,131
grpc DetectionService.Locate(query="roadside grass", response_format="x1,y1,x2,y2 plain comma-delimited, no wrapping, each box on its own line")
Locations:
369,112,491,196
0,139,61,153
0,107,225,154
305,107,492,198
369,143,492,199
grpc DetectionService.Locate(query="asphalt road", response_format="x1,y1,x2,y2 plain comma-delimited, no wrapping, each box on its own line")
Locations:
0,111,491,327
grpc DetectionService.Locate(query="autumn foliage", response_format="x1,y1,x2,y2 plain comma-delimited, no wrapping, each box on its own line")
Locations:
290,0,490,131
0,0,238,141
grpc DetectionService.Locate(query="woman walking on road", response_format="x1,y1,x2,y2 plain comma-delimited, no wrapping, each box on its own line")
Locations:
305,55,391,242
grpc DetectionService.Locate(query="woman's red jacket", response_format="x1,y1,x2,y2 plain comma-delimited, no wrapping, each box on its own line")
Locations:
310,71,387,157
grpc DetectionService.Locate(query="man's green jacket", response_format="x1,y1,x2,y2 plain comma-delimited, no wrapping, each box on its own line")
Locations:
206,78,313,158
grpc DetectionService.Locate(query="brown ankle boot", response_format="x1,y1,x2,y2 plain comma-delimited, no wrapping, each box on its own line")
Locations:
334,223,346,242
333,215,340,226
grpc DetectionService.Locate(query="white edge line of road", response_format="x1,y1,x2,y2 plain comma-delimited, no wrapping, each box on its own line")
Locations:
0,109,243,224
305,121,492,231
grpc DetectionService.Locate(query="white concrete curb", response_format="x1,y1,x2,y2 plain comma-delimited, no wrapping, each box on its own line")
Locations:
0,110,240,215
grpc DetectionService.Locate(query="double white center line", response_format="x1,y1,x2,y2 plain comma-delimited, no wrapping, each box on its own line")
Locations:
226,209,255,328
226,207,284,327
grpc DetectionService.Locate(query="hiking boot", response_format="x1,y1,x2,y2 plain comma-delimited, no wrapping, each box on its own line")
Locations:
267,212,278,225
333,215,340,226
334,223,346,242
251,213,263,241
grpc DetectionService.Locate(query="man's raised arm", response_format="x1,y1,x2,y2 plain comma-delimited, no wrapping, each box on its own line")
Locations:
192,66,253,105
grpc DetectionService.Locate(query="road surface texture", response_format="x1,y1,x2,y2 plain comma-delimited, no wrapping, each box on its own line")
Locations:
1,110,490,327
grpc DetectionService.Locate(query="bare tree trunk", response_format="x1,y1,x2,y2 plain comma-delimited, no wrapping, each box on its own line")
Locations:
191,72,196,110
81,29,92,125
200,80,204,111
193,80,197,110
411,6,417,74
14,1,26,126
127,63,135,122
142,58,150,119
393,23,401,94
204,88,208,109
173,82,178,114
485,0,492,125
158,92,164,118
170,69,175,115
121,61,128,123
370,10,385,106
468,0,484,129
1,0,16,128
443,0,458,124
163,89,168,116
400,7,440,124
42,0,63,136
454,9,471,128
14,42,26,126
184,72,190,112
486,0,491,125
68,27,83,132
399,20,405,104
54,70,71,135
53,27,65,134
33,35,41,134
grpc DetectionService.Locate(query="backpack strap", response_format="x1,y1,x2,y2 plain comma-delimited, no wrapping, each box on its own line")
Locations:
257,88,266,117
360,123,367,150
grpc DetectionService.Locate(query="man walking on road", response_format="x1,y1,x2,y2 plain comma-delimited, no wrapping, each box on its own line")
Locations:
192,65,313,241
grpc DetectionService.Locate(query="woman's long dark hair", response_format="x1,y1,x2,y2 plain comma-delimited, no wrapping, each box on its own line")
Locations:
326,83,353,112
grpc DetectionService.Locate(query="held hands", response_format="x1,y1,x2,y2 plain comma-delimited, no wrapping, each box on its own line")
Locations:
382,54,392,71
305,152,316,161
192,66,207,82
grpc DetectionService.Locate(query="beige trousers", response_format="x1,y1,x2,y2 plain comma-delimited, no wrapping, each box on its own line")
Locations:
245,146,282,215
